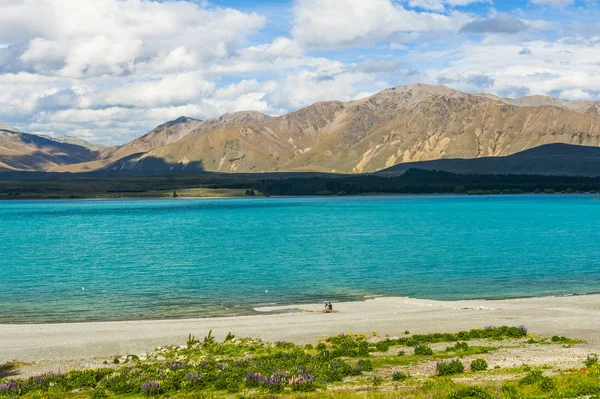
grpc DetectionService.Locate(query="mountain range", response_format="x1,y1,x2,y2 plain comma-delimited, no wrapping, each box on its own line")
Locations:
2,84,600,176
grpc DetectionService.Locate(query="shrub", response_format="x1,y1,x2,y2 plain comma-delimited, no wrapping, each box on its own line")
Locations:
447,386,494,399
585,354,599,368
372,375,383,386
436,360,465,376
470,358,488,371
414,344,434,356
224,332,235,342
447,342,469,352
375,340,391,352
397,350,406,356
187,333,200,348
541,377,556,392
203,330,215,346
520,370,543,386
357,359,373,372
392,370,410,382
386,326,527,348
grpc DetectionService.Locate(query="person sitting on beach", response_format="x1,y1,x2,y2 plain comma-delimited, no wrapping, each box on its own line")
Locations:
328,302,333,312
324,302,330,313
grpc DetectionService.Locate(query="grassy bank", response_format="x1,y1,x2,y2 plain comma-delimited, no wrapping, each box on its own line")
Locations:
1,326,596,398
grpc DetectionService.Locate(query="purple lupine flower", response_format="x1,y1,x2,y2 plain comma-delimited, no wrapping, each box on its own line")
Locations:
245,372,262,387
484,325,495,330
0,381,18,392
518,325,528,334
28,373,51,387
141,381,161,395
262,376,281,386
169,362,187,370
200,361,209,367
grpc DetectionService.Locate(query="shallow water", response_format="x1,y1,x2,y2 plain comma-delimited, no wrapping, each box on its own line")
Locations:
1,195,599,323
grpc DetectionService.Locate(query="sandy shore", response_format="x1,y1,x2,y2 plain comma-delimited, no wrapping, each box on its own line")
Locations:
2,295,600,376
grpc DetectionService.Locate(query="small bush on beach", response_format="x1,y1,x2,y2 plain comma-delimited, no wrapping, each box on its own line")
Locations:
372,375,383,386
357,359,373,372
520,370,543,386
375,340,392,352
437,360,465,376
392,370,410,382
187,333,200,348
447,342,469,352
470,358,488,371
585,353,599,368
414,344,434,356
224,332,235,342
541,376,557,392
386,326,528,348
324,334,370,357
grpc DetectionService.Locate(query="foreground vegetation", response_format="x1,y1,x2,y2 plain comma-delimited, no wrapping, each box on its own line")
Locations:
2,169,600,199
1,326,597,398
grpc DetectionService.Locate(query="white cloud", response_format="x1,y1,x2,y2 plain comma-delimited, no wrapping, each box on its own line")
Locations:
560,89,593,100
429,37,600,99
1,0,266,78
292,0,469,50
530,0,575,6
407,0,489,12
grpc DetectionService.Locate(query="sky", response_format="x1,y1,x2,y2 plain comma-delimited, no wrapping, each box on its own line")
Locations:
1,0,599,145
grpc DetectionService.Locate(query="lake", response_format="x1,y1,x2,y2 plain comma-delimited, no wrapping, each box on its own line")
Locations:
1,195,599,323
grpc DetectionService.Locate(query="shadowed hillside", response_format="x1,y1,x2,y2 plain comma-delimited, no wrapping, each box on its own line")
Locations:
378,143,600,177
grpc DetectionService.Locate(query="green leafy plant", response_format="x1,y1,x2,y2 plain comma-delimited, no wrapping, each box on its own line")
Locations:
187,333,200,348
436,359,465,376
392,370,410,382
224,332,235,342
520,370,543,386
447,342,469,352
585,354,599,368
414,344,434,356
372,375,383,386
203,330,215,346
470,358,488,371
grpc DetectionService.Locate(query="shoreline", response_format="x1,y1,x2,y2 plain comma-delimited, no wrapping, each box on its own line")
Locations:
3,294,600,377
4,289,600,325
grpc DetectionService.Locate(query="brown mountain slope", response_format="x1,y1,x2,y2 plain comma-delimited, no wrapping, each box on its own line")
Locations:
104,84,600,174
51,116,203,172
0,128,99,172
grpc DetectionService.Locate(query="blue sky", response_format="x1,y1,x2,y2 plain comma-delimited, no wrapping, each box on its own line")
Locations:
0,0,598,145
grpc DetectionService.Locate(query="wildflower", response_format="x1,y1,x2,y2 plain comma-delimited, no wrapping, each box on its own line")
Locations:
168,362,187,370
141,381,161,396
518,325,528,334
0,381,17,392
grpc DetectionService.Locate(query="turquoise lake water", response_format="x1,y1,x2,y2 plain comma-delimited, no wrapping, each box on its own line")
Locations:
1,195,600,323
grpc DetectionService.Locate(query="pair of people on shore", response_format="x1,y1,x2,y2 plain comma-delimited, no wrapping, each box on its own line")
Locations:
323,302,333,313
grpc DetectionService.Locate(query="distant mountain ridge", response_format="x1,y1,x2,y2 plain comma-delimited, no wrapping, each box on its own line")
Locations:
2,84,600,175
378,143,600,177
